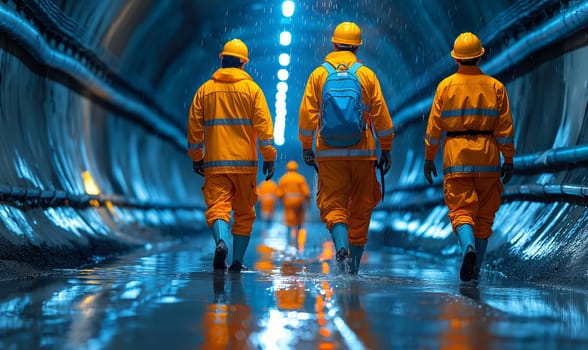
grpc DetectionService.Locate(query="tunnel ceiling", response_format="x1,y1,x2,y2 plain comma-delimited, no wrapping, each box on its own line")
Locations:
16,0,570,151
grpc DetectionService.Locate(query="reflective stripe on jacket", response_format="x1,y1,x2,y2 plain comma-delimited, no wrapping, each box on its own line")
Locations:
425,65,515,178
188,67,277,174
298,51,394,161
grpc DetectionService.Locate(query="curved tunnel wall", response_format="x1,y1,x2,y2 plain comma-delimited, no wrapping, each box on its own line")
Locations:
0,0,205,269
0,0,587,284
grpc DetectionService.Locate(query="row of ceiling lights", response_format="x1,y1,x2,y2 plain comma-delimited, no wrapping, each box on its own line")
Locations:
273,0,294,146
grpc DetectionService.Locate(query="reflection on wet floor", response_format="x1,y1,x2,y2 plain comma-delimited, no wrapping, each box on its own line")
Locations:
0,221,587,349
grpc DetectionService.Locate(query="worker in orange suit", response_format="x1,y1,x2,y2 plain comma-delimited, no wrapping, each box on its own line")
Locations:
276,161,310,245
187,38,277,273
298,22,394,274
424,32,515,282
258,178,278,225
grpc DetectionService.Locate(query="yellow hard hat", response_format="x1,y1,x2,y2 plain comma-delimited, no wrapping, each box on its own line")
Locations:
451,32,484,60
219,38,249,63
331,22,363,46
286,160,298,171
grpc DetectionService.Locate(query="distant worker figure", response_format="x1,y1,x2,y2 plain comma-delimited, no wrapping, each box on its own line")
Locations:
258,178,279,225
187,38,277,273
423,32,515,282
276,161,310,245
299,22,394,274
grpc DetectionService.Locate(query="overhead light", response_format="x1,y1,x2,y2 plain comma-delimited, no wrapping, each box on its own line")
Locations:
276,82,288,93
282,1,295,18
274,114,286,146
275,91,286,102
275,100,287,110
277,69,289,81
278,53,290,66
279,31,291,46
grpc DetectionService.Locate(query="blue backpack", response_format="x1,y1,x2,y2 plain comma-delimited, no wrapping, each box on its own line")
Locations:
319,62,366,147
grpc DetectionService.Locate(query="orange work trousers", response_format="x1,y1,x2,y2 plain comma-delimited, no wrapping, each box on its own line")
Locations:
202,173,258,236
316,160,381,246
443,176,503,239
283,203,305,228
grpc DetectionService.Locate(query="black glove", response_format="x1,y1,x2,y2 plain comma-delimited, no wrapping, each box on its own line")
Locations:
263,161,275,180
378,150,392,175
303,149,315,166
501,162,513,184
424,160,437,184
193,160,204,177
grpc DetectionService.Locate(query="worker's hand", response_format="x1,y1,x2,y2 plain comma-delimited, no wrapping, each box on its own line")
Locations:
424,160,437,184
501,162,513,184
192,160,204,177
263,161,275,180
303,149,315,166
378,150,392,175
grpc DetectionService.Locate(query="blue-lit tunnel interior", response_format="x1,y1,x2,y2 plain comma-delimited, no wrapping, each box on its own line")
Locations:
1,0,588,285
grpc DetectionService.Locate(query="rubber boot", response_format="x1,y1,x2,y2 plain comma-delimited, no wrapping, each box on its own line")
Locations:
212,220,229,269
212,219,230,244
456,224,477,282
474,238,488,280
349,245,364,275
330,223,349,253
330,223,349,273
229,234,250,273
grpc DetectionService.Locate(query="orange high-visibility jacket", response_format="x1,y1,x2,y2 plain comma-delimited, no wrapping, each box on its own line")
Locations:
425,65,515,178
276,171,310,208
188,68,277,174
298,51,394,161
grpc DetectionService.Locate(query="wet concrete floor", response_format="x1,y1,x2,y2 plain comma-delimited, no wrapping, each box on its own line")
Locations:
1,221,587,349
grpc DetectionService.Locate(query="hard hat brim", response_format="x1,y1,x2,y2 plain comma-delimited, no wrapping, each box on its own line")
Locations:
331,37,363,46
451,47,485,60
219,53,249,63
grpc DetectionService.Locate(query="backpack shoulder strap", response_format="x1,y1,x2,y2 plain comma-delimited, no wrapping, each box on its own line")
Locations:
348,62,370,112
348,61,362,74
321,62,335,74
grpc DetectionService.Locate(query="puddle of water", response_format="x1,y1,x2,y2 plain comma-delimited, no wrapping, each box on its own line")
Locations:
0,222,587,349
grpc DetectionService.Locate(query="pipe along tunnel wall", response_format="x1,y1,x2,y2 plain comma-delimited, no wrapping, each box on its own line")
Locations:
0,1,588,285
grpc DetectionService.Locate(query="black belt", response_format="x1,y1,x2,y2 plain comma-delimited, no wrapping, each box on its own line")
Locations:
446,130,493,137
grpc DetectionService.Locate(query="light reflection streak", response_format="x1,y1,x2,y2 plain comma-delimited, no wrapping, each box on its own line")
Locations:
14,151,42,187
0,296,30,329
0,206,29,236
26,252,192,348
43,207,93,238
520,203,568,260
255,309,297,348
333,316,367,350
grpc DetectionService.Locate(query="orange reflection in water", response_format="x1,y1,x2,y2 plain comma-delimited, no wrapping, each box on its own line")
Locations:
274,262,305,311
297,227,307,253
202,304,229,347
200,274,251,350
254,244,276,273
